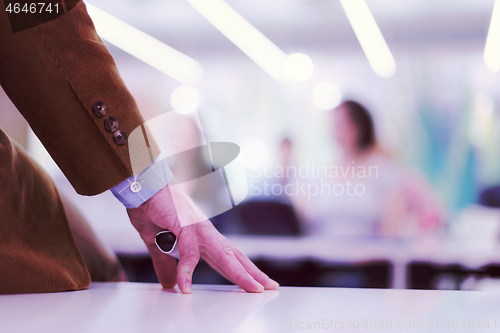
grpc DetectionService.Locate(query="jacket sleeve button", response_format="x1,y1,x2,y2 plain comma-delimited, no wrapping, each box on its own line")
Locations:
113,130,128,145
93,101,107,117
104,116,119,132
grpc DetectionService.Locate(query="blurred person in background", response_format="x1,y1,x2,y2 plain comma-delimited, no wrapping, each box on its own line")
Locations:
296,100,444,238
279,137,294,187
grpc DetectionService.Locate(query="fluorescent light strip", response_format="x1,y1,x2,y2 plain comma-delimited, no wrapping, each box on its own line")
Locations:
85,2,204,84
485,0,500,73
340,0,396,78
186,0,287,81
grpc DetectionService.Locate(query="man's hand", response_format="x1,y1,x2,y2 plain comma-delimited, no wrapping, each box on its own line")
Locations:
127,185,279,294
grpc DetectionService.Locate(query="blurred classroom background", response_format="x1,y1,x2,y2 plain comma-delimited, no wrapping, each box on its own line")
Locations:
2,0,500,291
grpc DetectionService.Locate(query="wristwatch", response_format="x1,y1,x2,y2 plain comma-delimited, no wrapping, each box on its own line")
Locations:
155,231,180,259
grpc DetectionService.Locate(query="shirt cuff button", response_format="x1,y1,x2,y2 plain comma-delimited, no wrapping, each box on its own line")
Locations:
130,181,142,193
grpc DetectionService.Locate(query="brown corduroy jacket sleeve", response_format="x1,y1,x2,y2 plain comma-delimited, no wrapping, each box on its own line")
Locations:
0,0,160,195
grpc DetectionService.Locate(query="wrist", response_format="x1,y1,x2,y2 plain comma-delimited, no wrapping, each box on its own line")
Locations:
136,184,209,235
134,185,183,235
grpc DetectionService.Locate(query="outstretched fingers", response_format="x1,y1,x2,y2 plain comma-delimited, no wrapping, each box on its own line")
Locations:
233,248,279,290
206,242,264,293
203,256,235,284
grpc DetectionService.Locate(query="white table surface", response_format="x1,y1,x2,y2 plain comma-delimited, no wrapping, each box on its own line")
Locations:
1,282,500,333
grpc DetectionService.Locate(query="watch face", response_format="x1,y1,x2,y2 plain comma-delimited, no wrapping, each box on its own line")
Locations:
155,231,177,253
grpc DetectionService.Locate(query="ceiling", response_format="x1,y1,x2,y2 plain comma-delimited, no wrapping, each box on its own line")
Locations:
90,0,496,55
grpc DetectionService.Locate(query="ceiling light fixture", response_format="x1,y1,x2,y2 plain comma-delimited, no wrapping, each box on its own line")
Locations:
85,2,204,84
186,0,289,81
340,0,396,78
485,0,500,73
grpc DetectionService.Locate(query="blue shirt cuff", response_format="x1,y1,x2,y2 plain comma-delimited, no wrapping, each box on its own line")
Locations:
110,159,174,208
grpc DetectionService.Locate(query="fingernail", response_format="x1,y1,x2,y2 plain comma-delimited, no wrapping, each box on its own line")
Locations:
268,280,280,290
181,278,192,294
255,282,264,292
184,283,192,294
